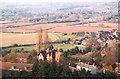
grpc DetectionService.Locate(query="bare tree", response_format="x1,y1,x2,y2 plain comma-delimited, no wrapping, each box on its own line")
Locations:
43,30,49,50
36,27,43,54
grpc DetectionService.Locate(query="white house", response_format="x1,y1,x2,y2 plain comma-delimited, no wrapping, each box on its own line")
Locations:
76,62,98,74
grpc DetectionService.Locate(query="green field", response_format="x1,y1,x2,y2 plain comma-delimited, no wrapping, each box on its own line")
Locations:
1,44,75,51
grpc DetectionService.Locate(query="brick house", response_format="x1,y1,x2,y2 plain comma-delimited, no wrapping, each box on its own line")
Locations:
0,62,33,72
38,50,61,62
16,53,31,63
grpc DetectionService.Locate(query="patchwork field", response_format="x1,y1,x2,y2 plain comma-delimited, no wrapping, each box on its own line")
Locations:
0,22,118,48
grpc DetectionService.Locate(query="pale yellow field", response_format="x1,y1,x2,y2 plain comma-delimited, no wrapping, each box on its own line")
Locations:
0,33,64,47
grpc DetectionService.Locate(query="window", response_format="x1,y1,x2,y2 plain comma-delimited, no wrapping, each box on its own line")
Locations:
13,66,17,69
40,59,42,61
25,67,30,70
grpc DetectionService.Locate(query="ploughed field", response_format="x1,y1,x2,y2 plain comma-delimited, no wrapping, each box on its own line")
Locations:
1,22,118,33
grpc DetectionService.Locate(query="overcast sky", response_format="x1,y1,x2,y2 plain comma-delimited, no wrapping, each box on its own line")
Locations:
1,0,118,3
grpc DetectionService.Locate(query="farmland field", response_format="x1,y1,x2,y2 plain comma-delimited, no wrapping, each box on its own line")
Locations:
0,22,118,48
1,22,118,33
0,32,80,47
2,44,75,51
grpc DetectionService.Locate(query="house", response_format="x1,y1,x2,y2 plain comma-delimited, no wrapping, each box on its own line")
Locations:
69,66,79,72
16,53,30,63
38,53,44,61
87,35,94,39
76,62,98,74
55,52,61,62
86,32,90,34
100,48,107,57
38,50,61,62
116,63,120,72
0,62,11,70
10,63,33,72
81,40,90,46
73,37,85,44
102,65,112,72
0,62,33,72
63,33,68,35
102,63,120,72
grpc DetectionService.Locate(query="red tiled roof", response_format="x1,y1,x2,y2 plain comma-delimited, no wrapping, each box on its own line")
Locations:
16,53,30,58
116,63,120,71
0,62,11,70
103,66,112,71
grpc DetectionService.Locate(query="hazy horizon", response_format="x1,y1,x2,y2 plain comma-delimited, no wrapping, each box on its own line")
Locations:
0,0,118,4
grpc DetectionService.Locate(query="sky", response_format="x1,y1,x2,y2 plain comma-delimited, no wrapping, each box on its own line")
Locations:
0,0,118,3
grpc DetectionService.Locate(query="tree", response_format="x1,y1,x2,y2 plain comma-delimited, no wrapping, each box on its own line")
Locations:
70,49,76,55
12,43,18,47
104,71,117,78
74,46,79,53
31,50,37,56
85,46,92,53
111,64,117,71
59,49,64,52
62,51,69,58
52,50,56,61
3,52,18,63
20,48,25,53
49,44,54,50
60,66,71,77
67,38,71,41
32,57,39,75
41,50,47,61
47,62,62,77
27,55,32,63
